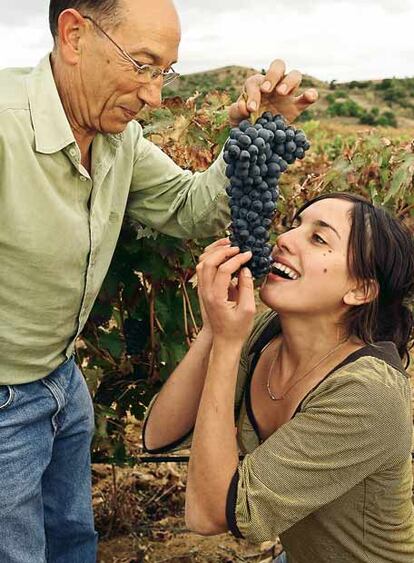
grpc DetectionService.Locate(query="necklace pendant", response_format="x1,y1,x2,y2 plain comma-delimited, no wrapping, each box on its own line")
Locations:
266,381,285,401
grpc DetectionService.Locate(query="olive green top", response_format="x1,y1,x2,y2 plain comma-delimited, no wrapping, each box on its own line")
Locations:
0,55,228,384
143,311,414,563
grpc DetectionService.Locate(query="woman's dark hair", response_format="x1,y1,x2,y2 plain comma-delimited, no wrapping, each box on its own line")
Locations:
295,192,414,367
49,0,122,39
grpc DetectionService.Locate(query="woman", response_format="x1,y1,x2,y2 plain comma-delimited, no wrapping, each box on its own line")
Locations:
143,192,414,563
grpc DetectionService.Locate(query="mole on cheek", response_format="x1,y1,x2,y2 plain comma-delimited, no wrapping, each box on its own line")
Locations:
324,268,328,273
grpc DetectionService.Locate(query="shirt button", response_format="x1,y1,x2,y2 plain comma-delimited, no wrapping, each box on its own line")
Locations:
69,148,76,157
80,176,87,182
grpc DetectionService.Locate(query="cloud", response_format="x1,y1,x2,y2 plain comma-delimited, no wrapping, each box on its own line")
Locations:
174,0,412,17
2,0,49,25
175,1,414,80
0,0,413,82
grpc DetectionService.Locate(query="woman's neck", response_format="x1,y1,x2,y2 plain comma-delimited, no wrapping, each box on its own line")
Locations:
275,313,352,378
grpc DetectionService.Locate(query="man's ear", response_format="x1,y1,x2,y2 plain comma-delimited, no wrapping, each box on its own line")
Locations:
343,279,379,306
56,9,85,64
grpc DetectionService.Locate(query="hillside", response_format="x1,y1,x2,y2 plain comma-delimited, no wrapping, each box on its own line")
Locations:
164,66,414,128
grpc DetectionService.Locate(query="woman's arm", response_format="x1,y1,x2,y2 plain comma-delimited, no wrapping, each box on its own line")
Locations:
185,245,256,534
143,327,213,452
143,238,233,452
185,339,243,534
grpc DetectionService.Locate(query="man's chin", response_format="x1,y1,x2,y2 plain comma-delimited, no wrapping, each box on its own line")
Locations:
101,118,134,135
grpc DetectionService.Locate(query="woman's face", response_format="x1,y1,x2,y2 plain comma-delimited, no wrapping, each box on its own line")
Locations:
260,198,357,317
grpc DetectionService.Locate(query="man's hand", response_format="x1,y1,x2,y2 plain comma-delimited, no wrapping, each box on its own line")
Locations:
228,59,318,126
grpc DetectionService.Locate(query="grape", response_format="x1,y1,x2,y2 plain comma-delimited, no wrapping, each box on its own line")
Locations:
247,211,259,223
274,130,287,143
274,143,285,156
285,128,295,141
245,127,259,140
252,200,263,212
228,145,241,159
264,122,277,133
239,134,252,148
295,132,307,145
230,175,243,185
224,111,311,278
253,137,266,150
239,120,251,132
124,318,149,356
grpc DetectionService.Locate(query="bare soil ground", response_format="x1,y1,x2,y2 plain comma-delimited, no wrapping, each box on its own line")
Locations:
94,419,281,563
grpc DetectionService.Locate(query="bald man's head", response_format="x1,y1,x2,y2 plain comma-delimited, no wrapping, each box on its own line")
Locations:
49,0,180,39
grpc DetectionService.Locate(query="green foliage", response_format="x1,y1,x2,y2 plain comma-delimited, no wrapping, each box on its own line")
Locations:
348,80,370,89
328,98,364,118
326,91,399,127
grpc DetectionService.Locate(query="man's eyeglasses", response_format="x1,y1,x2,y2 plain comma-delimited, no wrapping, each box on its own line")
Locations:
81,15,179,87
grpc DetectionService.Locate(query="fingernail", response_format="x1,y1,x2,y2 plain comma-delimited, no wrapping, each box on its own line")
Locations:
262,81,272,92
249,100,257,111
278,84,288,94
243,267,252,278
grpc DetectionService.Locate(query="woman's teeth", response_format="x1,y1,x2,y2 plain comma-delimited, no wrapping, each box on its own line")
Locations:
271,261,300,280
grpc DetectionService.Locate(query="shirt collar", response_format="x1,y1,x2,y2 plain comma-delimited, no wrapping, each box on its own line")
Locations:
27,54,124,154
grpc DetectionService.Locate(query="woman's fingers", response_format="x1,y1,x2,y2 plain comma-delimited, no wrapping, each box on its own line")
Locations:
197,246,241,290
237,268,256,314
210,251,252,301
199,238,231,260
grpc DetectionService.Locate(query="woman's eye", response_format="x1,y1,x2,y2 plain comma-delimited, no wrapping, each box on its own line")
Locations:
312,233,326,245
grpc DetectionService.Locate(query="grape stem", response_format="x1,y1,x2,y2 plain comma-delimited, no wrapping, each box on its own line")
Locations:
241,90,259,124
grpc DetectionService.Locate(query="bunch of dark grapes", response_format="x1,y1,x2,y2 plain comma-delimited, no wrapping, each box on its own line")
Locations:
124,317,149,356
224,112,310,278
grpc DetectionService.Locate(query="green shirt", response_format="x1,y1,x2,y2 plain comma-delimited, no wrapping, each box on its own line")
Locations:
0,55,229,384
143,311,414,563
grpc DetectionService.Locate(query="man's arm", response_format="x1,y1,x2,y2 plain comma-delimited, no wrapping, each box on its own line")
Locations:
127,133,230,239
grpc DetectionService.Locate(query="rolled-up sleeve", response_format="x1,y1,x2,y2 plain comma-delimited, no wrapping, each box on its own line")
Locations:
126,125,230,239
226,363,412,544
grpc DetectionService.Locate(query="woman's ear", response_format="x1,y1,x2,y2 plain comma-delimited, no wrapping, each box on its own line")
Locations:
343,279,379,306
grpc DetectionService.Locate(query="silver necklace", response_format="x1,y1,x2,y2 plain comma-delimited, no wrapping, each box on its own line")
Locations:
266,339,348,401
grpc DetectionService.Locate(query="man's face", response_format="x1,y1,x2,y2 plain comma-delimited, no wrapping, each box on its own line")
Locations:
77,0,181,134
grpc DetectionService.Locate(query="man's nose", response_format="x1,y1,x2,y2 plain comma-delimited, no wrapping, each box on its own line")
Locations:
137,80,163,109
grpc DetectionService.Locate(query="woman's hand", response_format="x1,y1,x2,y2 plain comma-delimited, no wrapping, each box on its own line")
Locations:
228,59,318,126
196,239,256,346
196,239,229,335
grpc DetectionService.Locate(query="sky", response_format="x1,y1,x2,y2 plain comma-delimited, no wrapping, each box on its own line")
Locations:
0,0,413,82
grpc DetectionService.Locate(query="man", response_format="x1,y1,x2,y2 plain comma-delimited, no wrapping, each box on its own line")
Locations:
0,0,317,561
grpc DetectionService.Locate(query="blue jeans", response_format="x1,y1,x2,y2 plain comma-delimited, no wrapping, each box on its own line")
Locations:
273,552,288,563
0,356,98,563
